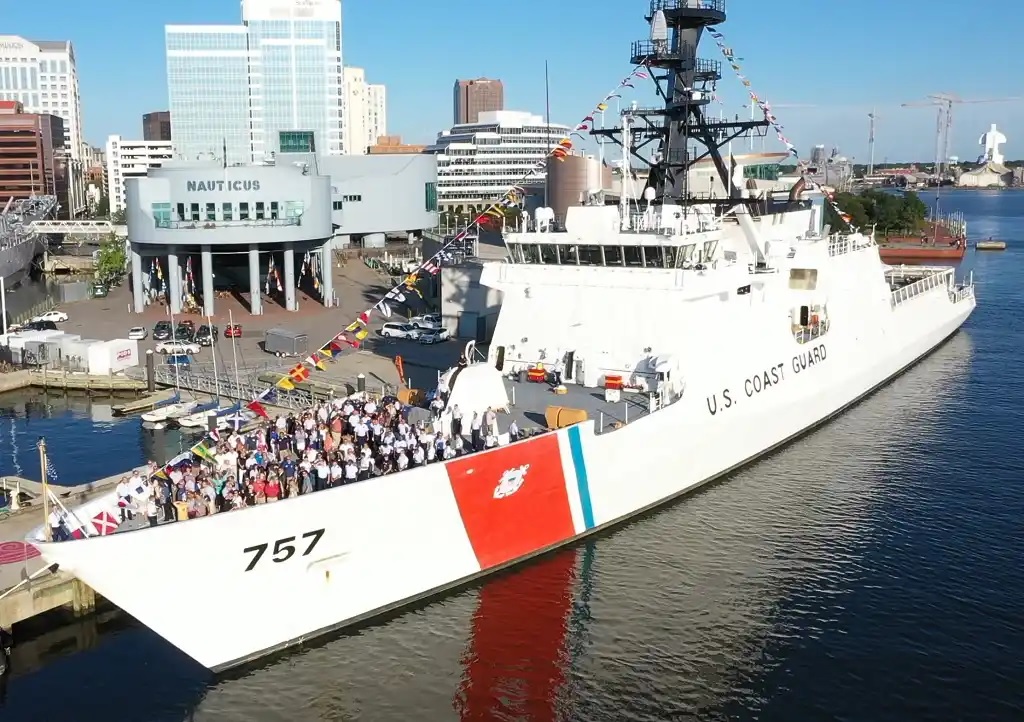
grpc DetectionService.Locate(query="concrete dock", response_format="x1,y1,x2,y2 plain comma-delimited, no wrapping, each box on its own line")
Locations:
0,471,127,628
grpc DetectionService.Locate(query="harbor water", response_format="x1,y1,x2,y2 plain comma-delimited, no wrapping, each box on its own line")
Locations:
0,189,1022,721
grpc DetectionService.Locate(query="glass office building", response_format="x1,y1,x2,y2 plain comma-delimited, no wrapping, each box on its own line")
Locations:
165,0,344,165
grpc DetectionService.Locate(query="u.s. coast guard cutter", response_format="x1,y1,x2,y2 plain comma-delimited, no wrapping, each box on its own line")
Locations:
29,0,976,671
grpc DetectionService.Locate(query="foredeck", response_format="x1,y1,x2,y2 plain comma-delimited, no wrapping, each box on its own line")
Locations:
500,377,654,434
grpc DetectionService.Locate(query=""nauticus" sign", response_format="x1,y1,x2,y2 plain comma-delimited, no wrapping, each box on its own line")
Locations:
186,180,261,192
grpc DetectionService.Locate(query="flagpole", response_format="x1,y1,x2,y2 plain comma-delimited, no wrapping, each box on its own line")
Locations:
229,308,240,400
208,312,220,404
544,59,551,208
38,437,51,541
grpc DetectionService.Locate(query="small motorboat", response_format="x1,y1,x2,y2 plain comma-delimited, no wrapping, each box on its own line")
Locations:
140,401,198,424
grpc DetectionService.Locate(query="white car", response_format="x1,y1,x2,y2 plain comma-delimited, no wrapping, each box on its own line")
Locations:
418,328,451,345
380,322,421,340
32,310,68,323
409,314,442,331
128,326,148,340
155,340,200,355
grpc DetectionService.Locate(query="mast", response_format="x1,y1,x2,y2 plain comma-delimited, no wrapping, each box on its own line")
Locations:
229,307,241,399
208,313,220,403
591,0,769,208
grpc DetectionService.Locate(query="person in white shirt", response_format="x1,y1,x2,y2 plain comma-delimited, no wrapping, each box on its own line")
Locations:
48,509,65,541
397,451,409,471
329,461,343,485
344,461,358,483
146,497,160,527
412,445,425,466
115,477,134,522
508,420,520,442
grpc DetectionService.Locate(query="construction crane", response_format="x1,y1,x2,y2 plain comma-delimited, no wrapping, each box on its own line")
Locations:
901,93,1024,177
867,109,878,176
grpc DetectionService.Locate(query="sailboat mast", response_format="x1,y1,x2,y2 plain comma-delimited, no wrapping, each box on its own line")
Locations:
229,308,241,398
208,313,220,402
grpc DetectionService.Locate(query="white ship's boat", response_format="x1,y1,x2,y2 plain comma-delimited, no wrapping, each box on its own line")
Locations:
139,401,197,424
27,3,976,673
176,404,237,429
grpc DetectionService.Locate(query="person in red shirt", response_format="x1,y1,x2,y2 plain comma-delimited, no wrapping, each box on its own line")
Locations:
252,477,267,504
265,478,281,503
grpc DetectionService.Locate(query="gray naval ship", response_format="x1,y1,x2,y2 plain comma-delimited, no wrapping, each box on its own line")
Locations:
0,195,57,286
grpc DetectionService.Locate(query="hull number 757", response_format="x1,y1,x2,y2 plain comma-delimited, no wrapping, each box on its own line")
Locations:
243,528,325,572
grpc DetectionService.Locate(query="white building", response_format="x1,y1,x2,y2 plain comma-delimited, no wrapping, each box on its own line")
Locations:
0,35,86,216
430,110,571,212
343,67,387,154
166,0,345,165
104,136,173,214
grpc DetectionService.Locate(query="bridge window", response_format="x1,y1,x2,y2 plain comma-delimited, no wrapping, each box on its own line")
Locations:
539,244,558,264
560,245,580,265
603,245,623,266
675,244,697,267
577,245,603,266
643,246,667,268
520,244,541,264
789,268,819,291
624,246,643,267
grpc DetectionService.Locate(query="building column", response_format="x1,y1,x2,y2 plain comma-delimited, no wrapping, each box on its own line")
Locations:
320,237,333,308
130,247,144,313
283,242,297,311
167,247,182,315
248,244,262,316
201,245,215,317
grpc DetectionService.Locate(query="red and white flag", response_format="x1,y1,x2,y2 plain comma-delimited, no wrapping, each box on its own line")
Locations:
92,511,119,536
421,259,440,275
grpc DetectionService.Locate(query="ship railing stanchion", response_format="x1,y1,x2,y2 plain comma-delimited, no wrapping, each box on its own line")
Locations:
599,411,604,433
511,386,515,406
624,402,629,425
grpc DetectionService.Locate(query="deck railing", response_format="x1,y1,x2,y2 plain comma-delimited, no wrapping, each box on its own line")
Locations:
794,319,830,344
828,234,875,257
890,268,952,308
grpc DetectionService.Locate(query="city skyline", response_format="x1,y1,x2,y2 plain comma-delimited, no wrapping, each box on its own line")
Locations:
3,0,1024,163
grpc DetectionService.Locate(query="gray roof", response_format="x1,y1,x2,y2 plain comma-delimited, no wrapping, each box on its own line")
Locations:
29,39,74,61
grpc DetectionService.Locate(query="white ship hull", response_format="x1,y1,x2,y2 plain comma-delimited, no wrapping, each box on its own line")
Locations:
31,272,974,671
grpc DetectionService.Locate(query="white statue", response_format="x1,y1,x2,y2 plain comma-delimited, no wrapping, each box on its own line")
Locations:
979,123,1007,165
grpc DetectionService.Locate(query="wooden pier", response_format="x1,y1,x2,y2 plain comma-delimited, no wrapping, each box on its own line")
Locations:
0,369,148,394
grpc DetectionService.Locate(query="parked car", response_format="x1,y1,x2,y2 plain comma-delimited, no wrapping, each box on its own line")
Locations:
31,310,68,323
418,328,451,345
173,323,195,342
165,354,192,368
380,322,421,340
153,321,173,341
24,320,57,331
156,340,200,355
91,284,108,298
408,313,442,330
127,326,148,340
195,324,219,346
225,324,242,338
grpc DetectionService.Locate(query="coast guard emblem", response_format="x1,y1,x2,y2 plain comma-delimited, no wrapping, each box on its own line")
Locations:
493,464,530,499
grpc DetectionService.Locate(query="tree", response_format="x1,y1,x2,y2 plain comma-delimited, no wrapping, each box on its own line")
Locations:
95,195,109,218
827,189,927,234
95,233,127,285
111,208,127,225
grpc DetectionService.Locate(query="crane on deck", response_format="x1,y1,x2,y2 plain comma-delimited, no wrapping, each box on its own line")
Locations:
901,94,1024,177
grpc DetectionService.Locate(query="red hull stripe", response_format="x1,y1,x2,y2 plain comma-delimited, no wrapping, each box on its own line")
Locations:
446,433,576,570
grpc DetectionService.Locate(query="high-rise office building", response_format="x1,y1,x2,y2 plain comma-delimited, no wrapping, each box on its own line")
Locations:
343,67,387,154
453,78,504,125
0,35,86,215
143,111,172,141
0,100,68,209
166,0,344,166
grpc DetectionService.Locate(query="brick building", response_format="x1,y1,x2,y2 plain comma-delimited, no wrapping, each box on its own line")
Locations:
0,100,68,214
453,78,504,125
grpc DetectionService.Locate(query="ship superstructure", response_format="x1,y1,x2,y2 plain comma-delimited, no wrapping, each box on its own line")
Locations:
27,2,976,674
0,195,56,284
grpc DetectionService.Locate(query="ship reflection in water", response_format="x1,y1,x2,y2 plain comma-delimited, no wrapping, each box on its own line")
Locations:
0,332,990,722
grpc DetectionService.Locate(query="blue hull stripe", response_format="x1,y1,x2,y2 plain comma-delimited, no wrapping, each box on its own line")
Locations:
567,425,595,530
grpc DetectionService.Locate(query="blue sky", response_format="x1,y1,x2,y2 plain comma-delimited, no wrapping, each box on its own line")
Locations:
8,0,1024,162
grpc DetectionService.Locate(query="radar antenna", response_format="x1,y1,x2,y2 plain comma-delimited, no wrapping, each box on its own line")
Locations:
592,0,770,207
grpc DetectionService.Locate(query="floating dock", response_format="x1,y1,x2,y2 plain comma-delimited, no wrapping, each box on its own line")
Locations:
0,369,149,395
111,388,178,416
975,240,1007,251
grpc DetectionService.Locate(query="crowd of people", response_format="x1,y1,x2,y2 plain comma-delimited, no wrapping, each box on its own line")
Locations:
109,392,523,526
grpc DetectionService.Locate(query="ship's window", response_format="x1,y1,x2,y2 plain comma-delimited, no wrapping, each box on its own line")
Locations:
702,240,718,261
789,268,819,290
539,244,558,264
577,245,602,266
676,244,697,266
520,244,541,264
603,245,623,266
643,246,667,268
624,246,643,267
560,245,580,265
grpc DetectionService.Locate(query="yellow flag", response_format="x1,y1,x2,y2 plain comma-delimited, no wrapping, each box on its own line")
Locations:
354,328,369,341
318,349,332,361
276,377,295,390
345,322,360,333
313,358,327,371
485,207,503,218
597,103,608,111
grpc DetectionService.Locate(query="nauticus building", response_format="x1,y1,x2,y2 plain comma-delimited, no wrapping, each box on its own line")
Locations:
124,145,437,316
